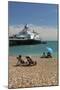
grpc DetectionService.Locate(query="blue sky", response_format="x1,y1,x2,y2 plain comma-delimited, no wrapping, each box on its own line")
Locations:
8,2,58,28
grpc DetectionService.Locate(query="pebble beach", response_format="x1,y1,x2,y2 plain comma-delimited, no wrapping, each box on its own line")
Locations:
8,56,58,89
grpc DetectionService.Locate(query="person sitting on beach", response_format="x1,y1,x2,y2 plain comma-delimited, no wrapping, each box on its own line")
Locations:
40,52,46,58
46,52,52,58
16,55,25,65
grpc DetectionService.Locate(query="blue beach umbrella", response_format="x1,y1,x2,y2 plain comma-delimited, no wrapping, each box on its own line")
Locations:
46,47,53,53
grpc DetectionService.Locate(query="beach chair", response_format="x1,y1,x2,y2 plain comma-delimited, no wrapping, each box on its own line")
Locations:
26,56,37,66
16,55,30,66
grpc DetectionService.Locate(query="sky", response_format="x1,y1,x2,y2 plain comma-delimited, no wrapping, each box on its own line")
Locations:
8,1,58,41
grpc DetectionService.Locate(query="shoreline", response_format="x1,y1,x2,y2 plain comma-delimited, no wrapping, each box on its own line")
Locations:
8,56,58,88
9,53,58,59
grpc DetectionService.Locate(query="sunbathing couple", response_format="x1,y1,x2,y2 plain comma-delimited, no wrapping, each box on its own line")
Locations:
41,52,52,58
16,55,37,66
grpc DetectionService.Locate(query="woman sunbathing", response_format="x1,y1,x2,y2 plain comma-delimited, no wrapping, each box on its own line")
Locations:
16,55,37,66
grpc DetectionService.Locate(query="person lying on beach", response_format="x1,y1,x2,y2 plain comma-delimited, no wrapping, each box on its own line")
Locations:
26,56,37,65
16,55,25,66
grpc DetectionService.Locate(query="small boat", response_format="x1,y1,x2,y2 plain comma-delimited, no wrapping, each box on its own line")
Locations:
9,24,47,46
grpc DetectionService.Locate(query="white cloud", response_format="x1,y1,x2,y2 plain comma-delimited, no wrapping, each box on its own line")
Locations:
9,24,58,41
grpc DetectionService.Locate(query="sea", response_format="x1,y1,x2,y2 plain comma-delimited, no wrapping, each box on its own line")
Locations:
9,41,58,58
